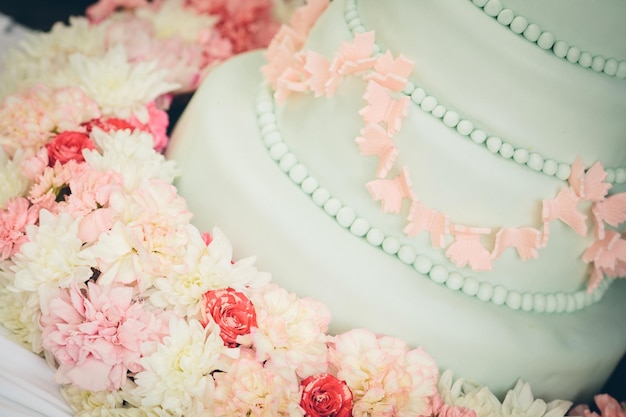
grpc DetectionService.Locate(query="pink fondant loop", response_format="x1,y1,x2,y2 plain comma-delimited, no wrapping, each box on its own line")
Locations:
261,1,626,291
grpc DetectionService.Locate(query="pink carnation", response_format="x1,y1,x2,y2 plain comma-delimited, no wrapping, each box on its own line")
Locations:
570,395,626,417
0,85,100,157
129,101,170,151
430,393,477,417
40,282,169,392
0,197,39,260
328,329,439,417
28,160,87,207
186,0,280,53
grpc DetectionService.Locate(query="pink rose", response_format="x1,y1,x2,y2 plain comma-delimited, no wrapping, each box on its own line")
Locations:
46,131,95,166
300,373,353,417
200,288,257,347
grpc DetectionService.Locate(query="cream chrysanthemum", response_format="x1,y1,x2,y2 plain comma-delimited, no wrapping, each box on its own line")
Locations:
149,226,271,317
136,0,218,42
0,150,29,208
96,180,192,283
67,45,179,123
61,381,164,417
0,17,107,98
132,318,236,416
83,127,179,191
0,263,43,353
10,210,96,296
501,380,572,417
437,370,572,417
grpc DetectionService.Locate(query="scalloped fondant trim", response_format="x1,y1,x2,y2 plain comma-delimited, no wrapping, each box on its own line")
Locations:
343,0,626,186
255,82,614,314
469,0,626,79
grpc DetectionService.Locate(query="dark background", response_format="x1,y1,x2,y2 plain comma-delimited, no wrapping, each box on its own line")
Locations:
1,0,624,406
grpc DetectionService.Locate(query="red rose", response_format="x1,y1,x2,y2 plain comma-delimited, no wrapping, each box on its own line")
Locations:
200,288,257,347
300,373,353,417
46,131,95,166
84,117,136,133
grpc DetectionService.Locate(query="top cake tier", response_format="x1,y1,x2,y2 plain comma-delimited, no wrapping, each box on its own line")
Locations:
267,0,626,298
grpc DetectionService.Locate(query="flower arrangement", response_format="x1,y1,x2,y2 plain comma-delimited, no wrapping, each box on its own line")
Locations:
0,0,624,416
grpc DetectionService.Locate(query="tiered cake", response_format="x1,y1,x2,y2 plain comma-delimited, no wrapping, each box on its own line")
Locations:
167,0,626,402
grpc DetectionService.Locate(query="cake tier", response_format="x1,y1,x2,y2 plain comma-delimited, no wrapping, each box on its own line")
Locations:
167,51,626,402
263,0,626,299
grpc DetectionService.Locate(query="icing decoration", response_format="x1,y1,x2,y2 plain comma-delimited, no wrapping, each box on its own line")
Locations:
491,227,542,261
366,167,415,213
359,80,410,135
404,201,450,248
445,225,493,271
255,82,614,313
583,230,626,292
355,123,398,178
541,189,587,245
569,157,611,202
365,51,414,92
326,31,377,94
592,194,626,240
289,0,330,37
343,0,626,186
303,50,333,97
469,0,626,79
330,31,377,76
258,0,625,308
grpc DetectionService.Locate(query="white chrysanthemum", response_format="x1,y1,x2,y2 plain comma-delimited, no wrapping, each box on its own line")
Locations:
67,45,179,123
437,370,572,417
136,0,217,42
10,210,96,295
149,226,271,317
61,382,166,417
86,221,148,289
0,17,108,98
0,262,43,353
200,227,271,289
0,150,29,208
251,283,331,378
148,226,212,317
438,370,504,417
87,181,192,290
133,318,235,417
501,380,572,417
84,128,179,191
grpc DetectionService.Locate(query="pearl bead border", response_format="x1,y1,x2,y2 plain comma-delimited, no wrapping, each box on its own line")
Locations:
470,0,626,79
344,0,626,186
256,83,613,314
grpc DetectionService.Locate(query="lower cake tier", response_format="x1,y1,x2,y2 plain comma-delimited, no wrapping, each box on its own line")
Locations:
167,51,626,403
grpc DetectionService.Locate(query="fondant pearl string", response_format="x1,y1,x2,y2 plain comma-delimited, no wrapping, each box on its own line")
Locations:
255,82,613,314
469,0,626,79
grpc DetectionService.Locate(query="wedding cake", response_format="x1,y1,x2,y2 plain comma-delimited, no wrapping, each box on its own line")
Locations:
167,0,626,403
